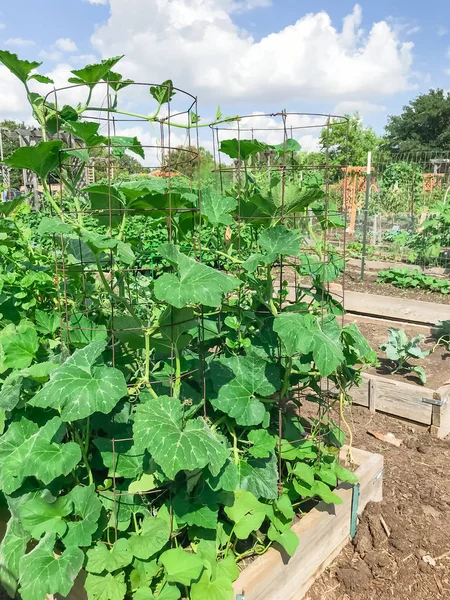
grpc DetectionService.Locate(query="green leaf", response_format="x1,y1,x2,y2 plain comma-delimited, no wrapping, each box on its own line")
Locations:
202,189,237,226
103,70,134,91
94,438,144,479
154,245,239,309
130,558,159,589
30,340,128,421
219,139,269,160
159,547,204,586
158,583,181,600
38,216,75,236
276,494,295,520
85,572,127,600
335,465,358,485
62,120,106,146
19,496,72,539
224,490,266,539
86,538,133,574
258,225,301,258
412,365,427,384
191,570,235,600
69,56,124,85
312,480,343,505
150,79,175,104
129,516,170,560
292,462,315,486
18,533,83,600
110,135,145,160
4,140,63,179
273,139,301,153
173,492,219,530
238,453,278,500
0,321,38,372
82,184,125,227
65,314,107,348
133,395,228,479
0,50,41,83
269,528,299,556
29,73,54,84
35,310,60,335
274,313,344,377
134,588,155,600
248,429,277,458
128,473,157,494
64,484,103,547
0,416,81,494
0,511,30,597
210,355,279,426
0,196,26,216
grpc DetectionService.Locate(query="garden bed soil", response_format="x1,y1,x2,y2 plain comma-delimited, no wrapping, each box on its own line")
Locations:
348,318,450,390
341,272,450,306
306,405,450,600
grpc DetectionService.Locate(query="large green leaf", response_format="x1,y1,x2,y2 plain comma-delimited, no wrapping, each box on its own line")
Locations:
154,246,239,308
65,314,108,348
85,572,127,600
133,395,228,479
128,516,170,560
150,79,175,104
4,141,63,179
224,490,266,539
82,184,125,227
248,429,277,459
19,496,72,539
29,340,128,421
0,321,39,372
0,50,41,83
18,533,83,600
238,453,278,500
86,538,133,574
110,136,145,159
69,56,124,85
258,225,301,258
159,547,204,586
94,438,145,479
190,571,235,600
0,499,31,597
0,416,81,494
202,189,237,226
62,120,106,146
134,588,155,600
219,139,269,160
64,484,103,547
273,313,344,377
210,355,279,426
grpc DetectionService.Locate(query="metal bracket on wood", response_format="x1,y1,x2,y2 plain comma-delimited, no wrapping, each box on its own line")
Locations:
422,397,445,407
350,483,360,539
236,594,245,600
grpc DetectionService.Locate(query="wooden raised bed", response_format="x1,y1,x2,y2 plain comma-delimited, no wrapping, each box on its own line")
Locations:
232,447,383,600
348,373,450,439
0,448,382,600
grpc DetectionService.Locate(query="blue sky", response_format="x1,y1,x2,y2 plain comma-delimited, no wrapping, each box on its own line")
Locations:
0,0,449,153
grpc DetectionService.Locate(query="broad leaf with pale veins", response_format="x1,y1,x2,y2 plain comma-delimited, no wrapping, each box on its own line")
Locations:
4,141,64,179
128,516,170,560
64,484,102,548
85,572,127,600
202,189,237,226
86,538,133,574
133,395,228,479
19,496,72,539
29,340,127,421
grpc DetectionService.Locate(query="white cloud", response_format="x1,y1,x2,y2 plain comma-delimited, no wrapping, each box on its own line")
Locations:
90,2,414,105
5,38,35,47
83,0,109,4
55,38,78,52
445,68,450,76
69,53,99,65
0,65,30,118
39,49,62,62
231,0,271,13
333,100,386,115
438,27,448,37
0,23,6,30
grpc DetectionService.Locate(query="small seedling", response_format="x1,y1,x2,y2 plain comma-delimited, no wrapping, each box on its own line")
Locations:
380,327,429,384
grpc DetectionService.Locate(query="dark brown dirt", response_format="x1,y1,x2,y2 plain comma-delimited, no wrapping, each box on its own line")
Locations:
343,272,450,306
307,405,450,600
348,318,450,389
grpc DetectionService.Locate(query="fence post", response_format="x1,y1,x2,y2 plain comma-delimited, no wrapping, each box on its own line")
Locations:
360,151,372,281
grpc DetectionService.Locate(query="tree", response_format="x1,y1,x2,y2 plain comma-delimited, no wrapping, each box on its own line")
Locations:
319,113,380,167
1,119,25,189
161,146,214,180
385,89,450,153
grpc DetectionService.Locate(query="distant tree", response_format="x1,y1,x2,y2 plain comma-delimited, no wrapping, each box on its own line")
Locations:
385,89,450,153
161,146,215,180
319,113,380,167
1,119,25,188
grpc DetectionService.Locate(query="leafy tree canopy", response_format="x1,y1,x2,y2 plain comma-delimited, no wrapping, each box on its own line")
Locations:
319,113,380,167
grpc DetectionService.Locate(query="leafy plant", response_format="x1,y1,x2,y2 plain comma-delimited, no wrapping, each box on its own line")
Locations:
0,50,374,600
376,267,449,294
433,319,450,352
380,327,429,383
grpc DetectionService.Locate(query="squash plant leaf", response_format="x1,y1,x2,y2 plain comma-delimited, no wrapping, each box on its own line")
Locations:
94,438,145,479
0,510,30,597
238,452,278,500
150,79,175,104
62,120,106,146
85,572,127,600
154,246,239,308
0,321,39,372
274,313,344,377
248,429,277,459
0,416,81,494
19,496,72,539
210,355,279,426
4,140,64,179
69,56,124,85
133,395,229,479
224,490,266,539
110,135,145,160
134,587,156,600
63,484,103,548
104,69,134,91
201,189,237,226
38,216,75,236
190,570,235,600
0,50,41,83
86,538,133,574
219,139,269,161
18,533,84,600
273,139,301,153
258,225,301,259
82,184,126,227
128,516,171,560
29,340,128,421
65,314,107,348
159,547,204,586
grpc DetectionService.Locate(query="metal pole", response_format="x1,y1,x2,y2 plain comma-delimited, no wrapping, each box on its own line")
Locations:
360,151,372,281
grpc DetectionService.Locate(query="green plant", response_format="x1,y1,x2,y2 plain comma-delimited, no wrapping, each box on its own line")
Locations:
380,328,429,383
376,267,449,294
0,51,375,600
433,319,450,352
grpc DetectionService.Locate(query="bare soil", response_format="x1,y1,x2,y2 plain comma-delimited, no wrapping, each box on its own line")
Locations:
346,317,450,389
342,272,450,306
307,405,450,600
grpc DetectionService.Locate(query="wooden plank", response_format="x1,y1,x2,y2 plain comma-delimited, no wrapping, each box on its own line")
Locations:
432,384,450,439
368,378,377,413
330,284,450,325
233,448,383,600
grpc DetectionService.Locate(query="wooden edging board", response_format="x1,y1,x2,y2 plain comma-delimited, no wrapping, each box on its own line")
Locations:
346,372,450,439
232,447,383,600
5,449,381,600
